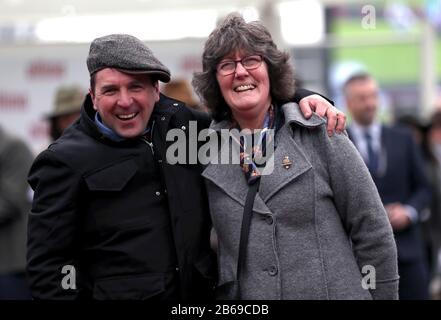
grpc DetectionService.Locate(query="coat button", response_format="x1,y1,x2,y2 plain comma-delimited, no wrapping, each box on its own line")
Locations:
173,103,179,107
155,191,161,196
181,125,186,130
161,116,166,121
268,265,278,276
266,216,273,225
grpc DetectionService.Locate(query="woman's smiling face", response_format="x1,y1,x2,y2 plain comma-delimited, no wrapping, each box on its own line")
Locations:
216,51,272,124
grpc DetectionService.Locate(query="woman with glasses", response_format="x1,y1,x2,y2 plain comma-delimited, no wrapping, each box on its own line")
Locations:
192,13,399,300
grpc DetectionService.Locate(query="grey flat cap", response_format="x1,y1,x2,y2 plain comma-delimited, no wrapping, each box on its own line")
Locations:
87,34,171,83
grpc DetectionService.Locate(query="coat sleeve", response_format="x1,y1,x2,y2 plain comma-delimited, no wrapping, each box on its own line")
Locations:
293,88,334,106
188,107,212,129
403,130,432,216
27,150,82,300
321,130,399,300
0,137,33,227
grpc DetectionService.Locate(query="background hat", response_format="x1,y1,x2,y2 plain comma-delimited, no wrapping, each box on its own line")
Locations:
87,34,171,83
162,79,199,107
46,85,84,119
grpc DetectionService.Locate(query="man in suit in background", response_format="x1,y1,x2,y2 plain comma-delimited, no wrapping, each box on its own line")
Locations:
345,72,431,300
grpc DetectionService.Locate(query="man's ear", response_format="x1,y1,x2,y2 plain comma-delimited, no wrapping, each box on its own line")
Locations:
154,80,160,102
89,88,97,111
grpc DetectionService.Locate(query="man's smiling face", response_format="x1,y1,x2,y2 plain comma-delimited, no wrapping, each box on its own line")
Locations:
90,68,160,138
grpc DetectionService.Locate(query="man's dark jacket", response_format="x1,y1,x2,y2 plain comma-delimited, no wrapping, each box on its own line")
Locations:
27,93,215,300
347,126,431,261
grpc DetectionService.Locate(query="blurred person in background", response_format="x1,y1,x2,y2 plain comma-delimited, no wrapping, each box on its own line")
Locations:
0,126,34,299
397,114,441,299
27,33,344,300
427,110,441,299
193,13,398,300
46,85,84,141
345,72,431,300
162,79,206,112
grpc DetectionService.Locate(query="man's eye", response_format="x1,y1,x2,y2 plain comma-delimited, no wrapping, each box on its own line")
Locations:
130,85,144,91
102,89,116,96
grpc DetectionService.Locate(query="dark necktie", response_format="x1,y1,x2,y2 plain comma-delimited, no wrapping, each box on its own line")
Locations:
364,131,378,174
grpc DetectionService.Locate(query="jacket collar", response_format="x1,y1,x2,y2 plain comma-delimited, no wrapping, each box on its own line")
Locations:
208,102,325,131
282,102,325,128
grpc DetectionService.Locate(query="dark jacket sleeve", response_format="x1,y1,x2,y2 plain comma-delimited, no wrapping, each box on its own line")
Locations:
27,150,82,299
293,88,335,106
404,131,432,216
191,109,211,129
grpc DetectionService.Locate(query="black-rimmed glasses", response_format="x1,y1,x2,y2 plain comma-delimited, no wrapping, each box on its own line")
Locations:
216,55,263,76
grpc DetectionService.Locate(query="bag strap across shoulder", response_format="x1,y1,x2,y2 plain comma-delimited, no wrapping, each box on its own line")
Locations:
236,179,260,281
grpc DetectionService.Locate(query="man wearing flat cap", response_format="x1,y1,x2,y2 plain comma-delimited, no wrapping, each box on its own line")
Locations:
47,85,83,141
27,34,344,300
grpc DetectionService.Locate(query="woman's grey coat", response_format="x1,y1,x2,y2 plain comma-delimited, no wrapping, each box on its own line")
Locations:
202,103,399,300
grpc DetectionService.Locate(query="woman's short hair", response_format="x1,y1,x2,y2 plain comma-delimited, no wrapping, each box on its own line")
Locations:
192,12,296,121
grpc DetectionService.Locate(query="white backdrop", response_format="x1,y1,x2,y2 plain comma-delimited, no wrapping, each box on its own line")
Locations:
0,38,205,156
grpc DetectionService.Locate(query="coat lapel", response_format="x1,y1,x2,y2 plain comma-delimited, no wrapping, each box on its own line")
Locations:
201,124,271,214
258,126,311,201
202,161,271,215
258,103,324,201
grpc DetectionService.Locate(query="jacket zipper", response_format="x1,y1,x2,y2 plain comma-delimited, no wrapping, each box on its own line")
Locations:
140,120,155,156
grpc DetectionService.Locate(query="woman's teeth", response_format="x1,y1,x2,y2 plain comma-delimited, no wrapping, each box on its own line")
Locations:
235,84,255,92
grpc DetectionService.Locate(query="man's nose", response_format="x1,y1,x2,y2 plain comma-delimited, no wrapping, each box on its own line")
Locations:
117,89,132,107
